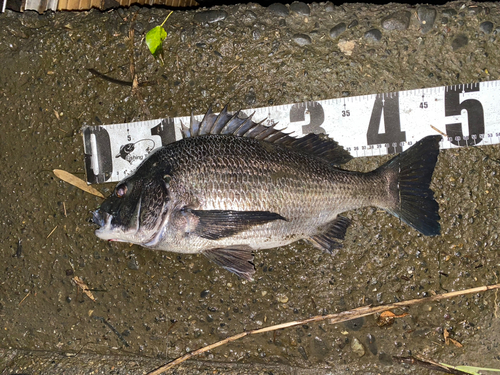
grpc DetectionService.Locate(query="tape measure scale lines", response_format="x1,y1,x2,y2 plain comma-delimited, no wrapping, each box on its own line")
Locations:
82,80,500,184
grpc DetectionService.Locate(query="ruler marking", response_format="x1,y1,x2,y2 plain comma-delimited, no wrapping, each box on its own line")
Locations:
82,80,500,184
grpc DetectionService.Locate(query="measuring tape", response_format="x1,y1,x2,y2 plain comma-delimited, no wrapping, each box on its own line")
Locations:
82,80,500,184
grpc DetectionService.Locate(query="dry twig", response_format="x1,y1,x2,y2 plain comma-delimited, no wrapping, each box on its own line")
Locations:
147,283,500,375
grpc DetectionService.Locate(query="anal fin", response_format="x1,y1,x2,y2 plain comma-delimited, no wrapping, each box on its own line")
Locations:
307,216,351,254
203,246,255,281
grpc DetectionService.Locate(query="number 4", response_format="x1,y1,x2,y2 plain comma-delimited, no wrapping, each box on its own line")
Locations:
366,93,406,153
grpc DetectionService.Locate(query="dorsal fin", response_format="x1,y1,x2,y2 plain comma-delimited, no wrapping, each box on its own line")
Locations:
184,106,353,165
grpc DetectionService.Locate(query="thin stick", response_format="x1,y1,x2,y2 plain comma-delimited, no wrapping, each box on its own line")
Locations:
430,124,447,137
18,291,30,306
147,283,500,375
46,225,58,239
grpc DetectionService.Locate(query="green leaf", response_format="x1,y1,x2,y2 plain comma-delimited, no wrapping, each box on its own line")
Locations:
146,25,167,56
441,363,500,375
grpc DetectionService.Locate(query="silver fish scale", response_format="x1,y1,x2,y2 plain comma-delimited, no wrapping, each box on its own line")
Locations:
151,134,386,252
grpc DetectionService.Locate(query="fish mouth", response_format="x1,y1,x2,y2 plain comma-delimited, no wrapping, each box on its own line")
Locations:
91,209,107,228
92,209,117,241
91,197,144,242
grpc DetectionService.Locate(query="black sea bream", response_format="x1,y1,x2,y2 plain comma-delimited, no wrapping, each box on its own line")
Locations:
93,107,442,280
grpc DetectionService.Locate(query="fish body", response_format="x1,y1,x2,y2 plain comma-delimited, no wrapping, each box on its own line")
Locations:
93,107,441,280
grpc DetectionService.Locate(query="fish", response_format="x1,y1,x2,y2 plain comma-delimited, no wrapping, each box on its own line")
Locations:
92,106,442,280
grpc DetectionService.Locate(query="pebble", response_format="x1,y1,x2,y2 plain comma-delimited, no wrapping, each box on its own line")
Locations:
468,5,482,15
417,6,437,34
366,333,377,355
480,21,494,34
442,8,458,18
194,10,228,24
297,346,308,360
133,22,145,34
364,28,382,42
290,2,310,16
351,337,366,357
277,294,289,303
200,289,210,298
127,258,139,270
330,22,346,39
451,33,468,50
348,19,359,29
381,10,411,30
242,10,257,23
268,3,289,17
245,88,256,105
293,33,312,46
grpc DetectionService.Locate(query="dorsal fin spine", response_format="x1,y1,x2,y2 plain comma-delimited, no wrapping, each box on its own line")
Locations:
182,106,353,165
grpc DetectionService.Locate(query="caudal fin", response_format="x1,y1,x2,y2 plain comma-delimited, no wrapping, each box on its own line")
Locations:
378,135,442,236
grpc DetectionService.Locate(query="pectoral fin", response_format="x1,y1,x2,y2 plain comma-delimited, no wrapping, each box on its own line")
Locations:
203,246,255,280
185,209,286,240
307,216,351,255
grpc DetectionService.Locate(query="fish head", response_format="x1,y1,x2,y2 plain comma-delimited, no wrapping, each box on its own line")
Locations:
92,163,171,245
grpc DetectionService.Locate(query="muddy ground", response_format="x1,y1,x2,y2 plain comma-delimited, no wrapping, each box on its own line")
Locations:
0,1,499,374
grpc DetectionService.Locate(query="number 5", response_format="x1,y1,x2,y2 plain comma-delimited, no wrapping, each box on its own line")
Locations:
444,84,485,146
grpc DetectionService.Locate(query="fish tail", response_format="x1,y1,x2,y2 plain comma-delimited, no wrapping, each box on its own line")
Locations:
377,135,442,236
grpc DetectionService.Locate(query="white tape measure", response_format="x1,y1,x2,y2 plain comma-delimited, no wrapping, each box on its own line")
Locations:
82,80,500,184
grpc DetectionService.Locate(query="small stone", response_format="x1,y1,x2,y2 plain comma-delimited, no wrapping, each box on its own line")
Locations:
468,5,482,15
277,294,289,303
351,337,366,357
480,21,494,34
290,2,310,16
381,10,411,30
364,28,382,42
127,257,139,270
442,8,457,18
244,10,257,20
417,6,437,34
245,87,256,105
292,33,312,46
194,10,228,24
441,16,449,25
133,22,145,34
268,3,289,17
297,346,308,360
366,333,377,355
451,34,468,50
200,289,210,298
338,39,355,56
348,19,358,29
330,22,346,39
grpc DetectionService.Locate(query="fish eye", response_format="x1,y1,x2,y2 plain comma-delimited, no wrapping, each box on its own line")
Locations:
115,184,127,198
